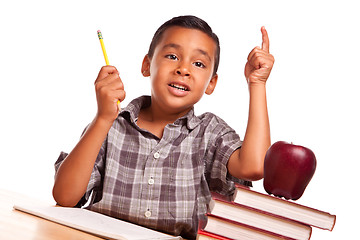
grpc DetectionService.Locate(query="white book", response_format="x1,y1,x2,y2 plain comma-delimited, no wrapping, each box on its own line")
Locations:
13,204,182,240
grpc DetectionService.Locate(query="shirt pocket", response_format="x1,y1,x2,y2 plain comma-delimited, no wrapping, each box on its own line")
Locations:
166,153,200,222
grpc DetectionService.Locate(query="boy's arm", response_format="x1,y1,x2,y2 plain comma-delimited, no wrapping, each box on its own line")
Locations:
52,66,125,207
227,27,274,181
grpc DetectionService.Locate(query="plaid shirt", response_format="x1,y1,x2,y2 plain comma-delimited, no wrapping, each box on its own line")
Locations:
55,96,250,239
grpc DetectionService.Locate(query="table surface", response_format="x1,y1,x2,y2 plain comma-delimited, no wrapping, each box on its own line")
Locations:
0,189,105,240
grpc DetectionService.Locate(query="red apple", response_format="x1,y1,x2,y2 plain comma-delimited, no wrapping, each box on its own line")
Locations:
263,141,317,200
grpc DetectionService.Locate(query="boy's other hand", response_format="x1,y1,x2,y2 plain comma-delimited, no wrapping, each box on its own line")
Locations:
94,66,126,123
244,27,275,85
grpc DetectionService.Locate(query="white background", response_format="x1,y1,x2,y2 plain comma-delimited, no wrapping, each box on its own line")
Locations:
1,0,358,239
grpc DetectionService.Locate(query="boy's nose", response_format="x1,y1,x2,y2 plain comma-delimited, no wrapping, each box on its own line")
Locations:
175,64,190,77
176,70,190,76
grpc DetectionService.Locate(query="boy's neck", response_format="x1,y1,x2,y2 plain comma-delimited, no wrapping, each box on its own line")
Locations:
143,105,189,122
137,100,192,138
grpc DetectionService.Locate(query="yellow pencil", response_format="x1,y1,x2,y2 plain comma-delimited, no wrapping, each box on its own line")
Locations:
97,30,109,65
97,30,121,110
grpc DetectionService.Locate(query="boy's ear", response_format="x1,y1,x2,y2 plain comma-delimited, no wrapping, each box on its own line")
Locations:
205,74,218,95
141,55,151,77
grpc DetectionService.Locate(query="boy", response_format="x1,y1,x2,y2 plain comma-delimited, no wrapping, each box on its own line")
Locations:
53,15,274,239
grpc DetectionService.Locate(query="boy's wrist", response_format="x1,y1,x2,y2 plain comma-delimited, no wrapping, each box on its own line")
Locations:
248,81,267,90
93,114,115,130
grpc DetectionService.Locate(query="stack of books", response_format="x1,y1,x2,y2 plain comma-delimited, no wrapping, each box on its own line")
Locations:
197,185,336,240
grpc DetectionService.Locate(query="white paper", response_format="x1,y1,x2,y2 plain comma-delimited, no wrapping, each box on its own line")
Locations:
13,204,182,240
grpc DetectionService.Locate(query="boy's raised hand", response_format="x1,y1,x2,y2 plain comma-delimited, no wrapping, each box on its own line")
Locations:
244,27,275,84
94,66,126,123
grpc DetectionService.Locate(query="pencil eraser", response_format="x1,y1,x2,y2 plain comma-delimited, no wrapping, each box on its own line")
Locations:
97,30,101,33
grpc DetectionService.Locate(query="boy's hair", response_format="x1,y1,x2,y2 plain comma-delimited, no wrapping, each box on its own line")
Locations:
147,15,220,77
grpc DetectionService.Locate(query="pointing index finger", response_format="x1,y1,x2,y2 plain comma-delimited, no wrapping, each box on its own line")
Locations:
261,26,270,53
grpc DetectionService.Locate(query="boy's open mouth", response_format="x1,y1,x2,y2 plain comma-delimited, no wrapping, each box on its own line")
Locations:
169,83,189,91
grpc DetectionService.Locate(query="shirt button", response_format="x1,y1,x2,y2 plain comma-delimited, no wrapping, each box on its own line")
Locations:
144,210,151,218
148,178,154,185
153,152,160,159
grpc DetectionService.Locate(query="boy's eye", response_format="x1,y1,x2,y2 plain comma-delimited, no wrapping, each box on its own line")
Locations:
193,62,205,68
165,54,178,60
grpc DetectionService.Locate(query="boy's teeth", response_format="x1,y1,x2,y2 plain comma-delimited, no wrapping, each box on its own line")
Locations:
170,84,188,91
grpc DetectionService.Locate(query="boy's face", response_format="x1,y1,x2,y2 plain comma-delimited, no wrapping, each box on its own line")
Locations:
142,26,218,115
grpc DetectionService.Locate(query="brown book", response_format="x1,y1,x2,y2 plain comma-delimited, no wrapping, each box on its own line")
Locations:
199,214,298,240
208,197,312,240
230,185,336,231
197,229,231,240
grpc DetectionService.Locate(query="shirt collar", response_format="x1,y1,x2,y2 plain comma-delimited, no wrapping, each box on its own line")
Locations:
119,95,201,130
174,108,201,130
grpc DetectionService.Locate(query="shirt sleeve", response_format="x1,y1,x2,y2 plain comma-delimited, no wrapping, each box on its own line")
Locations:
54,135,107,207
204,121,251,196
